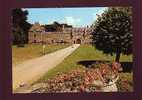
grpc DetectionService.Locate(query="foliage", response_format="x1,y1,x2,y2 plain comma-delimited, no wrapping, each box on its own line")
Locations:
12,9,31,45
44,21,72,32
116,72,133,92
31,68,100,93
31,62,132,93
44,21,62,32
37,45,132,81
92,7,132,62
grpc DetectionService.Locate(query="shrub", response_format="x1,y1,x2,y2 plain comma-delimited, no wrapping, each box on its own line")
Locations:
116,72,133,92
31,62,132,93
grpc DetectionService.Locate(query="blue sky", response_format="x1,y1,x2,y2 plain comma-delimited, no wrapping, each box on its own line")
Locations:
24,7,107,27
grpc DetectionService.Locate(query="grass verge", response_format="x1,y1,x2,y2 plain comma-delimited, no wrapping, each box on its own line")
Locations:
12,44,70,66
37,45,132,83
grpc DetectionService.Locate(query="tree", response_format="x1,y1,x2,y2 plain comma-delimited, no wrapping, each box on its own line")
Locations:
44,21,61,32
92,7,132,62
12,8,31,45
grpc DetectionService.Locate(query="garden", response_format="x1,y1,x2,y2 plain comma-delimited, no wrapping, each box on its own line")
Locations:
12,7,133,92
30,7,133,92
31,45,133,92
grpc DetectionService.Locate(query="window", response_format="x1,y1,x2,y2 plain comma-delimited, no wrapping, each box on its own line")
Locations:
34,34,36,37
34,40,36,43
51,40,54,43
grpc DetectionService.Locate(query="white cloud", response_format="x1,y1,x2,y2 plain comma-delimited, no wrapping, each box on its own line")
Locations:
65,17,74,25
48,20,54,24
64,16,81,27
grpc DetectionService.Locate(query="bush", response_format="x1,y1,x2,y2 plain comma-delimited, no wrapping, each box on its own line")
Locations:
31,62,133,93
116,72,133,92
17,44,25,47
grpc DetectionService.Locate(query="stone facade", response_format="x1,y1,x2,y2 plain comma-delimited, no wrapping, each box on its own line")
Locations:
28,22,93,44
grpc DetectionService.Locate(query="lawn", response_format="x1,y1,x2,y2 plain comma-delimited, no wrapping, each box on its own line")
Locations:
37,45,133,82
12,44,70,66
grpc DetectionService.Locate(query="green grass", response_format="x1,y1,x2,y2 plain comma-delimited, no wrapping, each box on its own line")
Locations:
12,44,70,66
37,45,132,82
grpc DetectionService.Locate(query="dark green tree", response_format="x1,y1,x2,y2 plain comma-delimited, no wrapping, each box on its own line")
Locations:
12,8,31,46
92,7,132,62
44,21,62,32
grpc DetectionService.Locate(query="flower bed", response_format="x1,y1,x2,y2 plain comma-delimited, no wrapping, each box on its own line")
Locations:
31,62,124,93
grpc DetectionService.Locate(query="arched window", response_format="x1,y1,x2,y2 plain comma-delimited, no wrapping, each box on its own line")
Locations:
61,39,64,43
34,34,36,38
76,39,81,44
34,40,36,43
51,40,54,43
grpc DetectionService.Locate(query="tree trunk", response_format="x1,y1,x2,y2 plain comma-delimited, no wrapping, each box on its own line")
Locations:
115,51,121,62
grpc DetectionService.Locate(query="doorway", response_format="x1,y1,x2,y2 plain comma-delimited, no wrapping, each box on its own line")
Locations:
76,39,81,44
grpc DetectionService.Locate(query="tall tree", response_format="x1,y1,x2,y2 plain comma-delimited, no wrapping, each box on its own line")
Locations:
92,7,132,62
12,8,31,45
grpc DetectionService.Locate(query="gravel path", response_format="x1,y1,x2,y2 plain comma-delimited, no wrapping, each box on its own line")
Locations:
13,44,80,91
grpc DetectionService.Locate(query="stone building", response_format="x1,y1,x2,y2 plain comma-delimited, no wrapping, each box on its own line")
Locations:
28,22,93,44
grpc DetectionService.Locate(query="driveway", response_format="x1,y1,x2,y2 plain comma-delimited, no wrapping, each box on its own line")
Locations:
13,44,80,91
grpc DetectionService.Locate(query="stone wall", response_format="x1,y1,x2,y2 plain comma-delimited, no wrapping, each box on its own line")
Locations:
28,23,93,44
